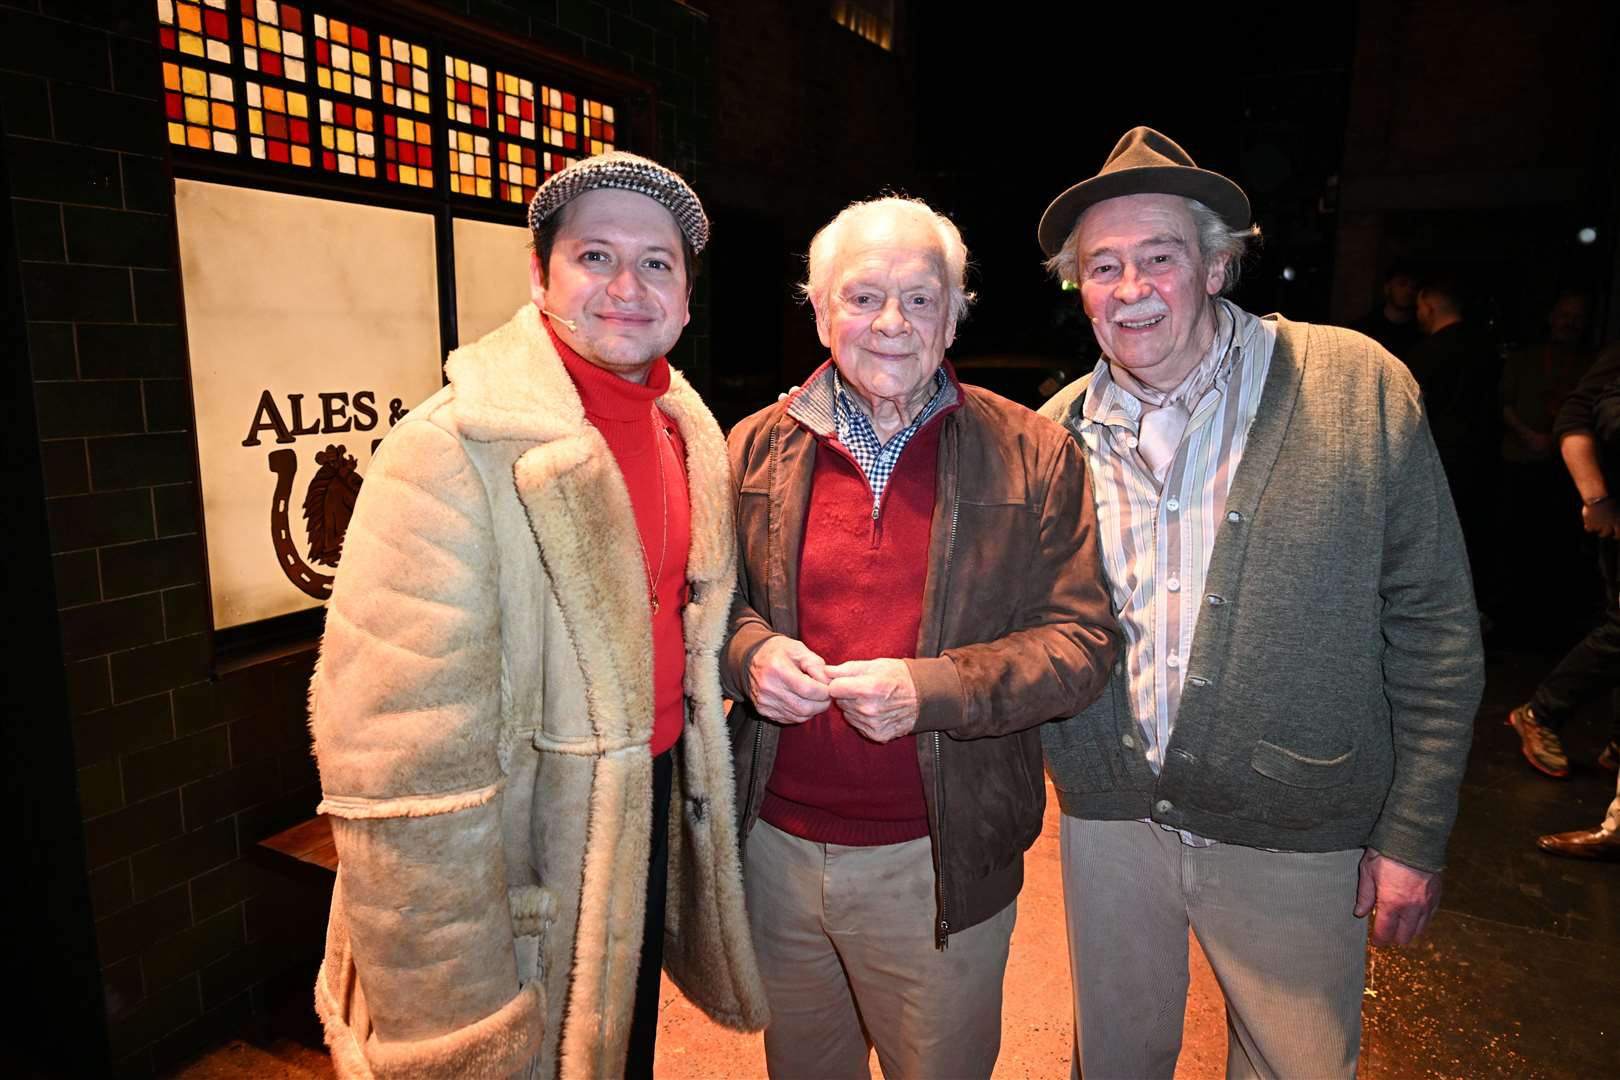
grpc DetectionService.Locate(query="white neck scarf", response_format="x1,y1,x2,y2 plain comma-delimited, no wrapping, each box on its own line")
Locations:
1107,304,1234,482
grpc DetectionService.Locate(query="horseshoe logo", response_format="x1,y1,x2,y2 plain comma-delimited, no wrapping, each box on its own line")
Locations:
268,447,360,600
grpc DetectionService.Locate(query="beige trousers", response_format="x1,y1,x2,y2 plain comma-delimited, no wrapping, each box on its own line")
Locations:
744,820,1016,1080
1060,815,1368,1080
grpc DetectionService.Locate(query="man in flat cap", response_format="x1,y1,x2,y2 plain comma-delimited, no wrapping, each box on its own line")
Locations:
308,150,766,1079
1036,127,1484,1078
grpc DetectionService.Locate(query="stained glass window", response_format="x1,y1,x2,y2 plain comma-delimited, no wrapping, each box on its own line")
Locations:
444,55,490,127
313,13,372,99
448,128,492,198
582,98,615,157
159,0,231,63
240,0,307,82
494,142,535,204
379,34,431,113
540,86,577,151
319,99,377,178
246,81,312,166
493,72,535,141
156,4,622,202
381,113,433,189
164,62,239,153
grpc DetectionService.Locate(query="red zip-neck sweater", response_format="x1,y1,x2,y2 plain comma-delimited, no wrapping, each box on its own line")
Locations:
549,322,689,757
760,411,949,845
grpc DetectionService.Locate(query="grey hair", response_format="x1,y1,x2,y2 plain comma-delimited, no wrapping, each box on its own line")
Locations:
1044,196,1260,297
801,196,975,330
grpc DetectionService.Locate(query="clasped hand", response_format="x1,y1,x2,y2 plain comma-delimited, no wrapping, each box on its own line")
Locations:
745,636,920,742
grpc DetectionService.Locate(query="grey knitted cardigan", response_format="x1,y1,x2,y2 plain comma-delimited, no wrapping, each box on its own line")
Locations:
1038,316,1483,872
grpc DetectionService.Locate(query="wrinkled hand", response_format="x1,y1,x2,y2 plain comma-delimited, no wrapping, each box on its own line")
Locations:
1582,499,1620,539
1355,848,1442,947
746,635,831,725
825,658,919,743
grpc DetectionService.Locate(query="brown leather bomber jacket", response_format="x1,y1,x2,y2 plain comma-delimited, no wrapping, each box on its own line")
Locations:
721,364,1120,945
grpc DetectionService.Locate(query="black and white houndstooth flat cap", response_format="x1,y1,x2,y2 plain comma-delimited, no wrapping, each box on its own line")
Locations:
526,150,709,254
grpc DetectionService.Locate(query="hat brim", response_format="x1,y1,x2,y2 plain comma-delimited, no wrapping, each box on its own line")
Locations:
1037,165,1251,257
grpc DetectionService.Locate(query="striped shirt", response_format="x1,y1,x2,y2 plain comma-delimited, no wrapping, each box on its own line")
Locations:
1072,301,1277,843
833,367,950,510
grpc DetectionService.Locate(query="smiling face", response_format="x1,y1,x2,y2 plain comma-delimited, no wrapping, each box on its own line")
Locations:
1073,193,1225,391
529,187,690,383
813,212,955,415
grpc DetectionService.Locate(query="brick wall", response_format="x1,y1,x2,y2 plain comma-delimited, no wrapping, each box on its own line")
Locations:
2,0,711,1073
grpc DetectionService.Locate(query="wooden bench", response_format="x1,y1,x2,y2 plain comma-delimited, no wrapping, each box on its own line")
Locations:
252,814,338,882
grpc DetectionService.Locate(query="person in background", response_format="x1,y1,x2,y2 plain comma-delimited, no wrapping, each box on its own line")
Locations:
1494,289,1596,628
1352,260,1422,360
1508,341,1620,781
1408,270,1501,595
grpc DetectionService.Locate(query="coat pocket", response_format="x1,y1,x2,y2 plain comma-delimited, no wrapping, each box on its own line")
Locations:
1249,739,1356,788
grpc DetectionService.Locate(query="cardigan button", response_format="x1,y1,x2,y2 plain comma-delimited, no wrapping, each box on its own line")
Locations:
1227,510,1243,523
1154,799,1174,815
1121,733,1136,750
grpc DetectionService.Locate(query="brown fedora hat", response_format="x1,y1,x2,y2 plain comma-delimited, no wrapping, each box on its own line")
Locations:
1037,126,1250,256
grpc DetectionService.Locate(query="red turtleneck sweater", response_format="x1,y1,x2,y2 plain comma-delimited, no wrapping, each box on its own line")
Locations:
549,321,690,757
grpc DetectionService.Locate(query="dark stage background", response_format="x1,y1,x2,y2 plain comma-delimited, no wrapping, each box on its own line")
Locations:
3,0,1618,1074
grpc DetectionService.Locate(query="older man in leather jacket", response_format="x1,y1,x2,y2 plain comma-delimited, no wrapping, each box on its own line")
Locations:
722,195,1118,1079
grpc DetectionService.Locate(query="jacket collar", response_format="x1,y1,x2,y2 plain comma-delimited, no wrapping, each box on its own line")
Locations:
445,304,734,588
784,358,961,438
445,304,588,443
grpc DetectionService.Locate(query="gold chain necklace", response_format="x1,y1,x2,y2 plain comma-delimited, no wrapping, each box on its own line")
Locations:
633,406,669,614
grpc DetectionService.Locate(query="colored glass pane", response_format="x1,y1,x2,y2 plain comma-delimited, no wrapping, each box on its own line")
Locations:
159,0,230,63
448,128,492,199
314,13,373,99
581,97,615,156
240,0,306,82
494,141,538,204
381,112,433,189
494,71,535,141
319,98,377,178
543,151,574,181
163,60,238,154
444,55,490,128
246,80,312,167
378,33,430,113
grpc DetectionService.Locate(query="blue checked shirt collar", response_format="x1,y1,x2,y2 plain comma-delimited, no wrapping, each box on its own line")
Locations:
833,366,950,506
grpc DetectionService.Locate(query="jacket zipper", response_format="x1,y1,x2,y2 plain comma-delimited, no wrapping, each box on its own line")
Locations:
745,421,782,833
746,720,764,833
931,455,962,949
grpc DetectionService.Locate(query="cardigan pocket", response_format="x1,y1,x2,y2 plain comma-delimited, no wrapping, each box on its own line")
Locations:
1249,739,1357,788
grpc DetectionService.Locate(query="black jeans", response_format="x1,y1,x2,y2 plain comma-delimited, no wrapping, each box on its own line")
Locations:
1532,538,1620,743
624,749,673,1079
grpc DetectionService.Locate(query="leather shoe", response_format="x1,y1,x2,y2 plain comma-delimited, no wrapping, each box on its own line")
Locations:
1537,826,1620,861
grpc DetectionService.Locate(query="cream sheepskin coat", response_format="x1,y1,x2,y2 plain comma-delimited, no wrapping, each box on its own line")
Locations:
309,305,768,1079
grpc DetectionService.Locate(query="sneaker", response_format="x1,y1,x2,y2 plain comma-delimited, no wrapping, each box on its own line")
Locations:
1507,704,1570,778
1600,740,1620,772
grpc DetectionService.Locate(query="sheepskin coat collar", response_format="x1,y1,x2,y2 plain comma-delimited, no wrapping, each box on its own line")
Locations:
311,305,766,1080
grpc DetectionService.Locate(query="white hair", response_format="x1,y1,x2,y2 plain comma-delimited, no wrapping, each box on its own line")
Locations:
801,196,975,329
1044,196,1260,297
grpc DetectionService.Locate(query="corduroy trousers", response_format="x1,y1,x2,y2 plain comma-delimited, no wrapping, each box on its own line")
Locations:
744,820,1015,1080
1060,815,1368,1080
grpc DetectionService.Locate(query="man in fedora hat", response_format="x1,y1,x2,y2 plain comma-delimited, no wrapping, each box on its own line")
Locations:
308,151,767,1079
1035,127,1484,1077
